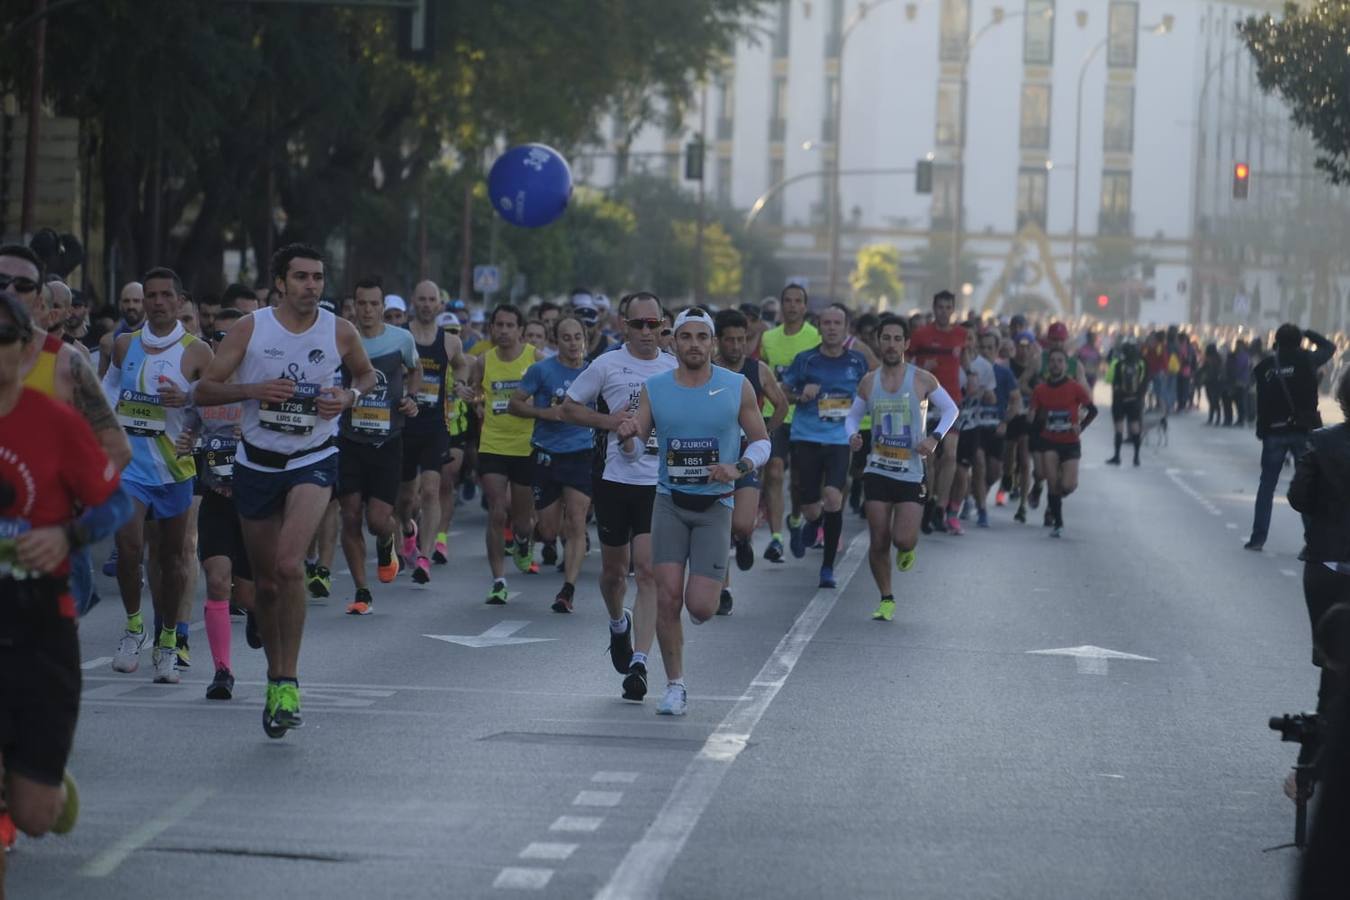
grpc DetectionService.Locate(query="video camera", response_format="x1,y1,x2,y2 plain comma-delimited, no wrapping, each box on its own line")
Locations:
1269,711,1322,850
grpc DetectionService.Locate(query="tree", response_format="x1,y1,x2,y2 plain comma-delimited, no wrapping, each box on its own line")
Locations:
1240,3,1350,184
849,243,903,309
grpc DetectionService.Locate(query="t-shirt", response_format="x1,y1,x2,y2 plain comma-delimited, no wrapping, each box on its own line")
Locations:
521,356,593,454
780,347,869,446
1032,378,1093,445
978,362,1019,426
909,324,967,401
341,325,418,445
759,323,820,423
1,389,120,618
565,345,676,485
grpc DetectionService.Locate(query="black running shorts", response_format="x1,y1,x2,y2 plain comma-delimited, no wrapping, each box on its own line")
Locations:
593,479,656,547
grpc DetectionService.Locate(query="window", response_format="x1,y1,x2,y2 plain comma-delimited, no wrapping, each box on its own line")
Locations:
1016,167,1048,229
1023,0,1055,65
766,157,786,224
716,158,733,204
773,0,791,58
1107,1,1139,69
935,81,964,147
1103,84,1135,152
716,77,735,140
1099,170,1132,234
931,164,958,226
1019,83,1051,150
769,75,788,143
940,0,971,62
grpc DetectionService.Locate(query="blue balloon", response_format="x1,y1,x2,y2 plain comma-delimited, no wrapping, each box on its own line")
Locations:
487,143,573,228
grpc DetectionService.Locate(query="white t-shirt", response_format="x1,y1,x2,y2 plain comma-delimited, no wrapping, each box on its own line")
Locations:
565,345,676,485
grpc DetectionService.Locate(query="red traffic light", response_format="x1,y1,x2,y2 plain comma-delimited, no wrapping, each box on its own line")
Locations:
1234,162,1250,181
1233,162,1250,199
1096,294,1110,308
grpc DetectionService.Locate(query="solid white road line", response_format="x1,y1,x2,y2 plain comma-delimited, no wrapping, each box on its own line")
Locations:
80,787,214,877
594,531,869,900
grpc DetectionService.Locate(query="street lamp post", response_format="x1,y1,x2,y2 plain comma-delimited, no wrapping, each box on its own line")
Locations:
1188,45,1239,325
748,166,916,231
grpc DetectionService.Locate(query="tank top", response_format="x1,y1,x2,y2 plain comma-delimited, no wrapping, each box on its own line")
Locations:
236,306,340,471
479,345,535,457
407,327,448,436
196,400,242,492
117,330,198,485
738,357,763,405
21,332,62,397
648,365,746,504
862,365,926,485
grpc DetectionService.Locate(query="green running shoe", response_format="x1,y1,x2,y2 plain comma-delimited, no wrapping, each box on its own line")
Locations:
262,682,286,739
872,599,896,622
51,770,79,834
896,549,916,572
486,580,509,605
306,565,331,599
510,539,533,574
275,682,303,730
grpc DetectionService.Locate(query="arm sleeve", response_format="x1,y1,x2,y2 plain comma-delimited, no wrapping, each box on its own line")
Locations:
402,332,419,370
844,395,868,438
72,483,133,548
101,359,122,406
565,357,604,404
742,438,771,471
930,386,959,438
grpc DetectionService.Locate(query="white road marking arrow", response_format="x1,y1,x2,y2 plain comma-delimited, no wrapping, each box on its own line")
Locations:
423,620,556,649
1026,644,1157,675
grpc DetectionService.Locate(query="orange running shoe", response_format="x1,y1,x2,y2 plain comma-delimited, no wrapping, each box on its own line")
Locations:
376,535,400,583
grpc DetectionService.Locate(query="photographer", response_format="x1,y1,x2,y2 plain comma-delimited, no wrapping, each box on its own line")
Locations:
1246,323,1336,551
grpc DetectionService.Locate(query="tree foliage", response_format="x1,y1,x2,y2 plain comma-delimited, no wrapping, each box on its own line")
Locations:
849,243,903,308
1239,2,1350,184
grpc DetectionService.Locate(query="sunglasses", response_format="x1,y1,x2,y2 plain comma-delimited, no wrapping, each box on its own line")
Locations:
0,274,39,295
627,318,663,331
660,329,673,338
0,324,26,345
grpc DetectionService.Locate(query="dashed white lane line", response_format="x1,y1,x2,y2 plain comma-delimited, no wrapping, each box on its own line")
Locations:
550,816,604,833
573,790,623,807
493,867,553,890
520,842,579,861
1225,522,1238,530
592,771,640,784
81,656,113,670
595,531,870,900
80,788,214,877
1280,569,1298,578
1164,467,1223,517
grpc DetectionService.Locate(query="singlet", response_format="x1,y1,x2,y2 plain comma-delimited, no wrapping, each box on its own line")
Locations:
1032,377,1093,445
340,326,417,446
236,306,341,471
648,365,746,506
479,345,536,457
521,356,592,455
738,357,763,406
862,365,926,485
781,347,869,446
196,400,242,492
117,330,197,485
407,327,448,436
21,332,62,397
759,323,820,424
909,323,967,401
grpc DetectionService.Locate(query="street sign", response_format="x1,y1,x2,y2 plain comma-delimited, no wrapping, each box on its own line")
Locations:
474,265,501,294
423,620,554,648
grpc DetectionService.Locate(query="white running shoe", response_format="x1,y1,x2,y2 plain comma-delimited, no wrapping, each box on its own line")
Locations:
656,683,687,716
152,643,180,684
111,629,146,673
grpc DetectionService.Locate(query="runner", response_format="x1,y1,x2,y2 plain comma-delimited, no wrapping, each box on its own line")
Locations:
1006,333,1039,523
908,290,967,534
562,292,677,701
973,329,1022,522
96,281,145,377
757,284,820,562
337,278,421,615
1105,339,1147,467
0,293,125,887
398,280,469,583
845,316,955,620
950,330,990,536
614,307,770,715
779,304,869,588
195,244,376,737
714,307,789,615
103,268,212,684
508,315,593,613
1029,348,1098,538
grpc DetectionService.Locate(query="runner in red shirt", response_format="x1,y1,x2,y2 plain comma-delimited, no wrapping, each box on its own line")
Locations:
1029,348,1097,539
907,290,967,533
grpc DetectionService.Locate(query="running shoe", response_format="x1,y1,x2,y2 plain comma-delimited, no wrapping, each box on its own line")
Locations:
818,566,836,589
112,627,146,673
503,525,514,544
229,604,246,617
376,534,400,583
945,516,963,536
412,556,431,584
995,490,1007,507
959,497,973,520
274,682,303,730
1009,488,1021,502
528,561,540,575
1013,505,1027,524
872,598,896,622
1106,455,1122,466
346,588,374,616
656,683,687,716
174,633,191,669
1028,483,1042,509
152,642,180,684
764,537,785,563
733,537,754,572
622,661,648,701
977,509,990,528
51,771,79,835
433,532,449,565
206,666,235,701
511,538,533,574
245,610,262,648
460,479,476,502
102,547,119,577
717,590,733,616
552,585,574,614
400,521,419,566
788,515,807,558
541,540,558,567
0,810,16,851
932,512,948,534
1133,456,1141,467
306,565,331,599
811,524,825,549
1043,510,1054,528
486,579,509,605
921,511,934,535
609,609,634,674
1244,540,1264,552
896,548,916,572
1051,526,1063,539
263,683,287,739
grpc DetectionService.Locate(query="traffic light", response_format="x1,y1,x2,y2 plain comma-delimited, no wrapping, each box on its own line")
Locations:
915,159,933,195
1233,162,1250,199
1096,294,1110,309
397,0,435,61
685,140,705,181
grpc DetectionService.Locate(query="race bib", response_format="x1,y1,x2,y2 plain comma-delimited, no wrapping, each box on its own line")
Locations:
0,517,33,579
260,382,320,435
868,432,914,474
818,393,851,422
1046,410,1073,433
350,393,392,435
203,436,237,480
117,389,167,438
417,360,442,407
666,437,717,485
490,379,520,415
644,429,659,456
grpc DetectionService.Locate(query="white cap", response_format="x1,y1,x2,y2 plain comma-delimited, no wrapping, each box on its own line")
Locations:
469,308,486,323
569,293,597,312
594,293,611,312
384,294,407,313
435,312,458,328
673,308,713,336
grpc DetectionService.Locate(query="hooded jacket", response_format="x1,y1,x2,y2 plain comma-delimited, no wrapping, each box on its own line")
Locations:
1288,422,1350,562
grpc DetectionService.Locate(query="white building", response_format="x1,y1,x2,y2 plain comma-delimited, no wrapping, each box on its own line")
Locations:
580,0,1350,330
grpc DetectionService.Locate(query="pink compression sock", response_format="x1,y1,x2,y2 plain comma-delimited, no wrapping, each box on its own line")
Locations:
204,599,231,671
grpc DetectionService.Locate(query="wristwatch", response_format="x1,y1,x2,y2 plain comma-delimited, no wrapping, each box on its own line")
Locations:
348,387,363,406
735,458,754,476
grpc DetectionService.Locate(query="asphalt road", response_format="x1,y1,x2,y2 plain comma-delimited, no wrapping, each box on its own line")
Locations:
10,398,1329,899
